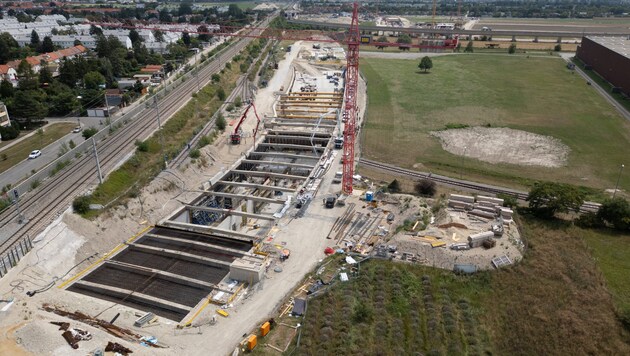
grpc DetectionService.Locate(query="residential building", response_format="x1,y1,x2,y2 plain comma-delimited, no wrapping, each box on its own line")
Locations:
0,65,19,87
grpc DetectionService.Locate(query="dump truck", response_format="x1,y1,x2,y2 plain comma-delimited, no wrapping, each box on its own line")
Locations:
324,196,336,208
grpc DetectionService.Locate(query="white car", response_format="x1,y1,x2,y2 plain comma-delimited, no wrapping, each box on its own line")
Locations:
72,126,82,133
28,150,42,159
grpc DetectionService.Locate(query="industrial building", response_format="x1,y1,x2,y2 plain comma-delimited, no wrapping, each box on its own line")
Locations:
576,36,630,97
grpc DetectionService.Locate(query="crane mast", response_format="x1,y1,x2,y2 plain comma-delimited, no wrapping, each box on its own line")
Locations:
342,2,360,195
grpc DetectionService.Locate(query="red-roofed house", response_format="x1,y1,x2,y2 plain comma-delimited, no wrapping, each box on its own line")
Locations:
0,65,18,87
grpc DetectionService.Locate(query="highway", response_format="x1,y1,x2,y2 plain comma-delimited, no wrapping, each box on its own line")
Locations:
0,15,274,257
288,19,630,38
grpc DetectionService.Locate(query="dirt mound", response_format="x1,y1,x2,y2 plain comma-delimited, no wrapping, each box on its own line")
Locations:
431,127,569,167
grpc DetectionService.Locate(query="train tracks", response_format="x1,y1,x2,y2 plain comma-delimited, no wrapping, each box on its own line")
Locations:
0,21,271,256
359,158,601,212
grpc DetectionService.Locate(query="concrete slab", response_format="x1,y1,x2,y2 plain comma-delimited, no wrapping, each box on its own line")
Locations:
229,169,309,180
184,205,277,221
162,220,256,242
216,180,296,192
241,159,316,169
126,243,233,268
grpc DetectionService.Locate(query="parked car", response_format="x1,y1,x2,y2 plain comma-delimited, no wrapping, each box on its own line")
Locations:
28,150,41,159
72,126,82,133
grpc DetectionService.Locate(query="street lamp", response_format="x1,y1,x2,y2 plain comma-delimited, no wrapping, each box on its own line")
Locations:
76,95,82,127
613,164,625,199
460,146,467,180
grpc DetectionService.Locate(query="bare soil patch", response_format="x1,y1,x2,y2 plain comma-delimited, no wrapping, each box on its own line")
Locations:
431,127,570,167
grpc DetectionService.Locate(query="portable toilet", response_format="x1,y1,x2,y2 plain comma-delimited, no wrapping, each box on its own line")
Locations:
365,191,374,202
247,335,257,350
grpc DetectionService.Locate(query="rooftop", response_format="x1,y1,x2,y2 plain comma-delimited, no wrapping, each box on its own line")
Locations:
587,36,630,61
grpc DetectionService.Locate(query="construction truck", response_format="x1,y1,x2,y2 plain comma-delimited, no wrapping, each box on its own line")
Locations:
334,136,343,149
324,196,336,208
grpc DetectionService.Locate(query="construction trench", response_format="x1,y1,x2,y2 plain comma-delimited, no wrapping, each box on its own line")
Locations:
64,90,342,323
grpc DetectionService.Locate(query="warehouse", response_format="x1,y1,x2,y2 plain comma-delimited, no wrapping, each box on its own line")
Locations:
576,36,630,97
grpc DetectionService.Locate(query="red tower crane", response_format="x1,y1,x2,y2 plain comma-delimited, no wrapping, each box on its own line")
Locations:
341,3,360,195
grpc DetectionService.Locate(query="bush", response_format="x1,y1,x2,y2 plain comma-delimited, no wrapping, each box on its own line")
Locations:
217,87,226,101
135,140,149,152
216,113,226,131
508,43,516,54
82,127,98,140
597,197,630,230
211,73,220,82
554,44,562,52
189,149,201,158
226,104,235,112
68,140,76,149
72,195,91,214
497,193,518,208
415,179,436,197
0,123,19,140
225,62,231,69
234,96,242,107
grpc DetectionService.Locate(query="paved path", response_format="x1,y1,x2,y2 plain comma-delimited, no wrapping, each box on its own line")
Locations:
560,52,630,122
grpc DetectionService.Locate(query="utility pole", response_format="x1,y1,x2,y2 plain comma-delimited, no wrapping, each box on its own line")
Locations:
104,90,112,131
613,164,625,199
92,137,103,184
13,189,24,224
154,96,167,168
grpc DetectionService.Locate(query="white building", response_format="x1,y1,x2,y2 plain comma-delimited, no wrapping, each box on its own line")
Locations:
0,102,11,129
0,65,19,87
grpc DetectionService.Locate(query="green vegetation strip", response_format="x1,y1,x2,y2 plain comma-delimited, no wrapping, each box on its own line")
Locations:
572,57,630,113
291,214,630,355
360,55,630,196
82,40,267,215
0,122,75,174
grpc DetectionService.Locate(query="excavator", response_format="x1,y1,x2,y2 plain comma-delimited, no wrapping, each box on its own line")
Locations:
230,101,261,145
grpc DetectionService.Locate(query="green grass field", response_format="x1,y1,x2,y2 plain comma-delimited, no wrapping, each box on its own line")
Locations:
287,215,630,355
360,55,630,195
0,122,75,174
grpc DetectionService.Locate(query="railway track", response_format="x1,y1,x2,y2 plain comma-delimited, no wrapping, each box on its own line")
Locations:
359,158,601,212
0,20,272,256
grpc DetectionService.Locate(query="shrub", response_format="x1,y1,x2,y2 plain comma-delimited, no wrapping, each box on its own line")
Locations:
217,87,226,101
226,104,235,112
72,195,91,214
415,179,436,197
508,43,516,54
30,179,40,190
216,112,226,131
234,96,242,107
189,149,201,158
135,140,149,152
82,127,98,140
68,140,76,149
597,197,630,230
211,73,220,82
554,44,562,52
497,193,518,208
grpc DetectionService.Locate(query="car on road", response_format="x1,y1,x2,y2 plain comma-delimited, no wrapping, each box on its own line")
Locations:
28,150,42,159
72,126,82,133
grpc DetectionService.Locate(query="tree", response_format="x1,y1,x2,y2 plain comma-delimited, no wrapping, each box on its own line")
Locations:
0,80,14,99
508,43,516,54
464,41,474,53
216,112,226,131
39,66,53,84
89,25,103,36
376,35,388,50
40,36,54,53
84,71,105,90
0,32,20,64
182,32,191,47
9,90,48,127
388,179,401,193
30,30,40,48
178,2,193,16
415,179,436,196
396,34,412,44
597,197,630,230
129,29,142,46
153,30,164,43
159,9,172,23
197,25,211,42
72,195,91,214
217,87,226,101
418,56,433,72
554,44,562,52
82,127,98,140
526,182,585,218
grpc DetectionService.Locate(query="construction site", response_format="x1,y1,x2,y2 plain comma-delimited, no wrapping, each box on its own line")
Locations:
0,3,608,356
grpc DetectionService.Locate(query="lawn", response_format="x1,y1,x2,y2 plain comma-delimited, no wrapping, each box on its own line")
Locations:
360,55,630,194
0,122,75,174
288,215,630,355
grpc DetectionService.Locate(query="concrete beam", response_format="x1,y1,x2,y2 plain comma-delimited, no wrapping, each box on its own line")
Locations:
200,191,287,204
241,159,315,170
229,169,309,180
268,121,337,129
265,135,331,143
105,259,219,290
266,130,332,138
278,103,342,108
184,205,276,221
248,151,321,160
144,233,248,258
126,243,233,268
215,180,296,192
162,220,256,242
256,143,326,151
73,280,191,315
